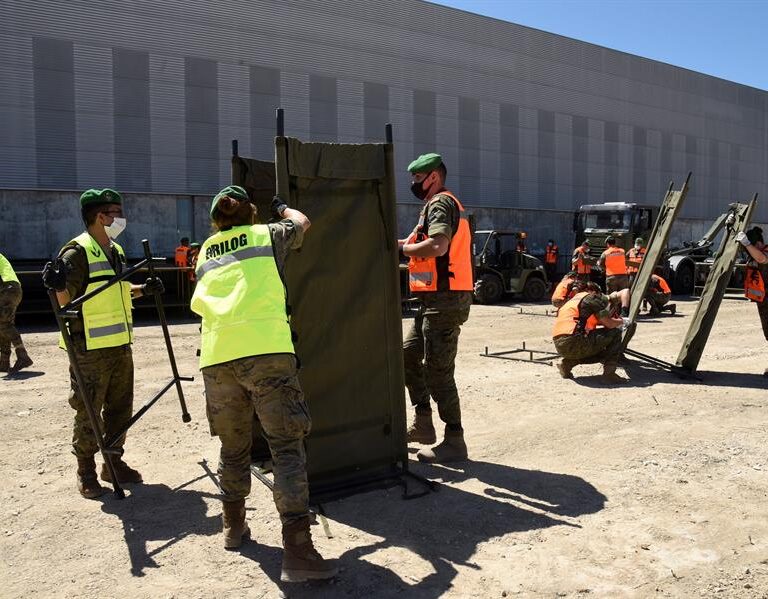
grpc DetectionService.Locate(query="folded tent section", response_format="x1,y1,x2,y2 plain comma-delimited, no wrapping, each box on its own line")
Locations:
232,136,408,501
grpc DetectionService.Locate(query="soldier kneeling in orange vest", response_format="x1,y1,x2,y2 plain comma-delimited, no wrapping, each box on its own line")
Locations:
552,282,631,384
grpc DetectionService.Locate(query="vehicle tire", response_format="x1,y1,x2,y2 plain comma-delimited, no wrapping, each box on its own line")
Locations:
522,276,547,302
672,263,694,295
474,274,504,304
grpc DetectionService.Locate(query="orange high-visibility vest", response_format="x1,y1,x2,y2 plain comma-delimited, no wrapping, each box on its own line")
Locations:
175,246,190,268
545,245,558,264
573,248,592,275
603,246,627,276
552,276,576,303
745,251,768,302
652,275,671,294
627,247,646,274
407,191,473,293
552,292,599,337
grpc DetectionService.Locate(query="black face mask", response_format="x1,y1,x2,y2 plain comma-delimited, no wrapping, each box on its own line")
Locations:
410,175,430,200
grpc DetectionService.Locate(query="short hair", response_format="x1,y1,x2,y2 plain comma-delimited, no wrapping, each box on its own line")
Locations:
585,281,602,293
180,237,190,245
605,236,616,245
82,202,112,226
437,162,447,179
746,226,764,245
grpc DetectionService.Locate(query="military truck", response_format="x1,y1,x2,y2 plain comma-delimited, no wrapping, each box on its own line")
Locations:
473,230,548,304
574,202,659,254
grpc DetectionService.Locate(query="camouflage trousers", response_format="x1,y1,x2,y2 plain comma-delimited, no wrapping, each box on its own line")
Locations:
647,291,671,315
202,354,311,524
757,299,768,341
0,282,23,354
554,328,622,368
403,306,470,427
606,275,629,293
68,343,134,458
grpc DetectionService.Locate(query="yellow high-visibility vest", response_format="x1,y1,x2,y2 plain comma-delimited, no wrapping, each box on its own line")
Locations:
59,233,133,350
0,253,20,284
191,224,294,369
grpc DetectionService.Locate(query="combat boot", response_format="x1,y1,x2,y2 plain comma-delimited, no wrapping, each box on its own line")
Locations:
0,352,10,373
557,358,577,379
222,499,250,550
406,408,436,444
8,347,32,374
281,516,338,582
600,364,628,385
100,458,143,484
666,303,677,316
76,457,107,499
416,427,468,464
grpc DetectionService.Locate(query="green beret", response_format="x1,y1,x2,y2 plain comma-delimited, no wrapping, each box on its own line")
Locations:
80,188,122,207
210,185,249,216
407,153,443,173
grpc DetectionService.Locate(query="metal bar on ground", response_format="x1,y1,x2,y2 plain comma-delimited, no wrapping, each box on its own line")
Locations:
623,348,702,381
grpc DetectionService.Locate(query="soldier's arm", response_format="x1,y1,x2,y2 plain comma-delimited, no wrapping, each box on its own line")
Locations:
403,234,449,258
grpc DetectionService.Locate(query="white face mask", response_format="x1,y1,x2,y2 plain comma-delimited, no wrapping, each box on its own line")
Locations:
105,217,127,239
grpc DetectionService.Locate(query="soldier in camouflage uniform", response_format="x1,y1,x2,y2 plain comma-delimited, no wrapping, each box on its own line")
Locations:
399,154,473,464
0,252,33,373
191,186,336,582
552,282,630,384
42,189,163,499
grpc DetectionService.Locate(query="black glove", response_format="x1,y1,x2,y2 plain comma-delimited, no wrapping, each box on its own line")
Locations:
42,259,69,292
271,195,289,220
142,277,164,296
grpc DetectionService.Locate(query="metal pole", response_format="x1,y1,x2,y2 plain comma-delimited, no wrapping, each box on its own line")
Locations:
142,240,191,423
276,108,285,137
66,259,149,311
47,289,125,499
385,123,393,143
231,139,239,158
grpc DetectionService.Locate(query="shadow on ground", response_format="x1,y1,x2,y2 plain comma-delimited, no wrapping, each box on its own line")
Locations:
236,460,605,598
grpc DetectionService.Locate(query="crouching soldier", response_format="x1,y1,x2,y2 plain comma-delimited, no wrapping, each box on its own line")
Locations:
552,282,630,384
190,186,337,582
42,189,163,498
646,273,675,316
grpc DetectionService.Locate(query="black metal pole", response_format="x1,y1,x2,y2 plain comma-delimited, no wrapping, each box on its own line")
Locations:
65,259,150,311
47,289,125,499
276,108,284,137
142,240,192,423
231,139,239,157
385,123,393,143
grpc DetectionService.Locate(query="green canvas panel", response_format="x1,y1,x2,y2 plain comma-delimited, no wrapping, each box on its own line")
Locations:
622,175,690,347
676,197,757,373
234,138,406,498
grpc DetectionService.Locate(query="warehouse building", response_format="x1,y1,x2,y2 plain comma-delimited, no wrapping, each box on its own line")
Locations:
1,0,766,258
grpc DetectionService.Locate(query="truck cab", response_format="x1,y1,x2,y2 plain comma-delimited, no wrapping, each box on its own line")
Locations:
574,202,658,258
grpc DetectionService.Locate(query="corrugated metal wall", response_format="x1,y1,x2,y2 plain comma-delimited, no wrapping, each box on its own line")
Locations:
0,0,766,221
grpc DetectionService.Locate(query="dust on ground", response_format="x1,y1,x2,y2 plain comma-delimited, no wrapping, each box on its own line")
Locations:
1,297,767,598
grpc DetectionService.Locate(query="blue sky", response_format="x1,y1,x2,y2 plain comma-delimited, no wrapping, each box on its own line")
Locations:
432,0,768,91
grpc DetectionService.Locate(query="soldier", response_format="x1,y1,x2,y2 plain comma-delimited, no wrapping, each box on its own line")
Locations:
737,228,768,376
645,273,675,316
0,252,33,373
42,189,164,498
626,237,646,287
552,282,630,384
190,186,336,582
572,240,594,280
551,271,579,310
399,153,473,464
544,239,559,285
598,236,629,292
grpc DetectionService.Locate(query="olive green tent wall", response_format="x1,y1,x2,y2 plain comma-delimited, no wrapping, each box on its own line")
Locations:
233,138,407,498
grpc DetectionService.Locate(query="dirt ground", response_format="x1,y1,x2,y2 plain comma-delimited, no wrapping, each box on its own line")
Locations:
1,296,767,599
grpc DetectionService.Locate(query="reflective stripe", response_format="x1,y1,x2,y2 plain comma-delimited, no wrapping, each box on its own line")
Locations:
409,272,433,282
88,322,128,338
196,245,274,279
89,260,113,273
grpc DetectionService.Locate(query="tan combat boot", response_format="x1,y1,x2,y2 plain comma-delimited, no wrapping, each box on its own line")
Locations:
416,427,468,464
76,457,107,499
281,516,338,582
0,352,10,373
222,499,250,550
557,358,578,379
406,408,436,444
9,347,33,374
600,363,628,385
100,458,143,484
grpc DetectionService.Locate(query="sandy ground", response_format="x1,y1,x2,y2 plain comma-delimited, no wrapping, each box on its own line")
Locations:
1,297,767,599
